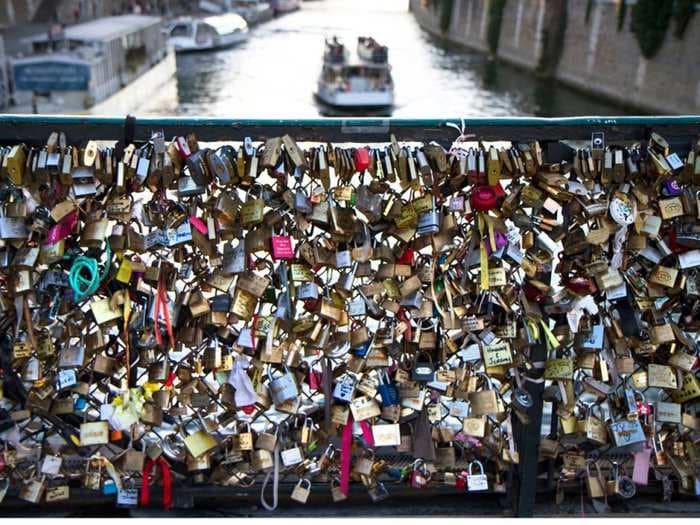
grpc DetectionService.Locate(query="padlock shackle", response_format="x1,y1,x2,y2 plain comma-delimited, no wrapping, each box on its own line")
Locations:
468,460,484,475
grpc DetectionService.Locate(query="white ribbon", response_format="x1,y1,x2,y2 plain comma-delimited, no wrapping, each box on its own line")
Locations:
260,445,280,511
445,118,476,155
610,225,627,270
228,354,258,407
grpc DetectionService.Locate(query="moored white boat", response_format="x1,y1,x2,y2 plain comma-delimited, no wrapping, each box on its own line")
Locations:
316,36,394,109
8,15,175,114
270,0,301,14
167,13,249,53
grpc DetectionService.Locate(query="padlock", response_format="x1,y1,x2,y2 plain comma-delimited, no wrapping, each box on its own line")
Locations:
416,195,440,237
290,478,311,504
332,374,358,404
468,374,500,416
268,365,298,405
466,460,488,492
330,478,347,502
353,450,375,476
252,449,274,472
411,351,435,383
377,370,400,406
256,426,278,452
410,459,430,489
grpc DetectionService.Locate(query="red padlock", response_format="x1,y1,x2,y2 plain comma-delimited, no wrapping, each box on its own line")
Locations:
354,147,371,172
523,281,546,303
470,186,498,212
396,247,414,266
564,277,597,296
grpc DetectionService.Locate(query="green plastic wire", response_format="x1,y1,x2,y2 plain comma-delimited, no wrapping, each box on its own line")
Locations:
68,243,112,302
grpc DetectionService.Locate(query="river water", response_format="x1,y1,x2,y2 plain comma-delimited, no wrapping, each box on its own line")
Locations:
155,0,629,118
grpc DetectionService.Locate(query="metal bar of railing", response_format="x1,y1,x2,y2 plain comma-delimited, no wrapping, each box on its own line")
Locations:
0,114,698,144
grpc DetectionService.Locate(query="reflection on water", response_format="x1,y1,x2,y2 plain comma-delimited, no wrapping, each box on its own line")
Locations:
149,0,631,118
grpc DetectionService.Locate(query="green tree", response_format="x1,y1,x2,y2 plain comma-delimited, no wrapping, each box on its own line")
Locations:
631,0,673,58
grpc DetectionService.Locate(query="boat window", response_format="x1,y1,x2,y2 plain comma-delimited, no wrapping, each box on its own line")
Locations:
196,23,217,44
170,24,192,38
125,45,147,74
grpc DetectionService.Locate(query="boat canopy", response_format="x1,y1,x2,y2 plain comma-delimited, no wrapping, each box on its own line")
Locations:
27,15,162,45
202,13,248,35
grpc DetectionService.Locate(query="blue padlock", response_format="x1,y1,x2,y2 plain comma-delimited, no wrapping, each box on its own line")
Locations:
74,397,87,411
353,340,372,358
661,178,682,197
103,479,117,495
377,371,400,406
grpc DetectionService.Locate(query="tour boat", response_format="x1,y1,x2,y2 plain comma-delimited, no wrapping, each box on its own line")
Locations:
225,0,275,25
357,36,388,64
270,0,301,15
8,15,176,114
316,36,394,109
167,13,249,53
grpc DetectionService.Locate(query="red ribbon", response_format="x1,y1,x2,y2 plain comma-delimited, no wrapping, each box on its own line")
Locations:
164,371,177,388
140,456,172,510
360,421,374,446
397,309,412,342
308,368,320,391
154,274,175,350
339,411,354,497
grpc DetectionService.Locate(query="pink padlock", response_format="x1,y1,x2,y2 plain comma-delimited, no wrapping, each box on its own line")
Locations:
271,235,294,260
354,147,370,172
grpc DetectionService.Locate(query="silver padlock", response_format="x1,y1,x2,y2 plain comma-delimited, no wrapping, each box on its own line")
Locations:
268,365,298,405
295,188,313,214
466,460,488,492
222,242,246,275
298,282,319,301
416,195,440,236
333,374,358,404
177,174,205,198
400,290,424,309
281,444,304,467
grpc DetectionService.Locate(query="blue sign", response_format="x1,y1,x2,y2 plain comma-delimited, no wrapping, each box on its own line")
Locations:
12,60,90,92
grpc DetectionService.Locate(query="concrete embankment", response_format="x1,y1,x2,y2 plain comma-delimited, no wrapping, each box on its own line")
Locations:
409,0,700,115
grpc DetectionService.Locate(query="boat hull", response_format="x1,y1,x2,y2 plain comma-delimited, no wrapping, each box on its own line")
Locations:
7,50,177,115
232,5,274,25
172,31,249,53
272,0,301,14
316,84,393,108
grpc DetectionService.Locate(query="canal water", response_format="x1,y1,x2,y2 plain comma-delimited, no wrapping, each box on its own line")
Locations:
154,0,629,118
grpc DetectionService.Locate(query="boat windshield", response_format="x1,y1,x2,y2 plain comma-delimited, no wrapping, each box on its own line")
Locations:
170,23,192,38
322,65,390,91
196,23,218,44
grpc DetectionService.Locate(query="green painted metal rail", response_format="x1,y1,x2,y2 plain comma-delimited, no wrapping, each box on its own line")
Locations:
0,114,698,145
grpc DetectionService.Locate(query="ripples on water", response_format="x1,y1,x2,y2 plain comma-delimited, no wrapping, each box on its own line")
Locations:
157,0,629,118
